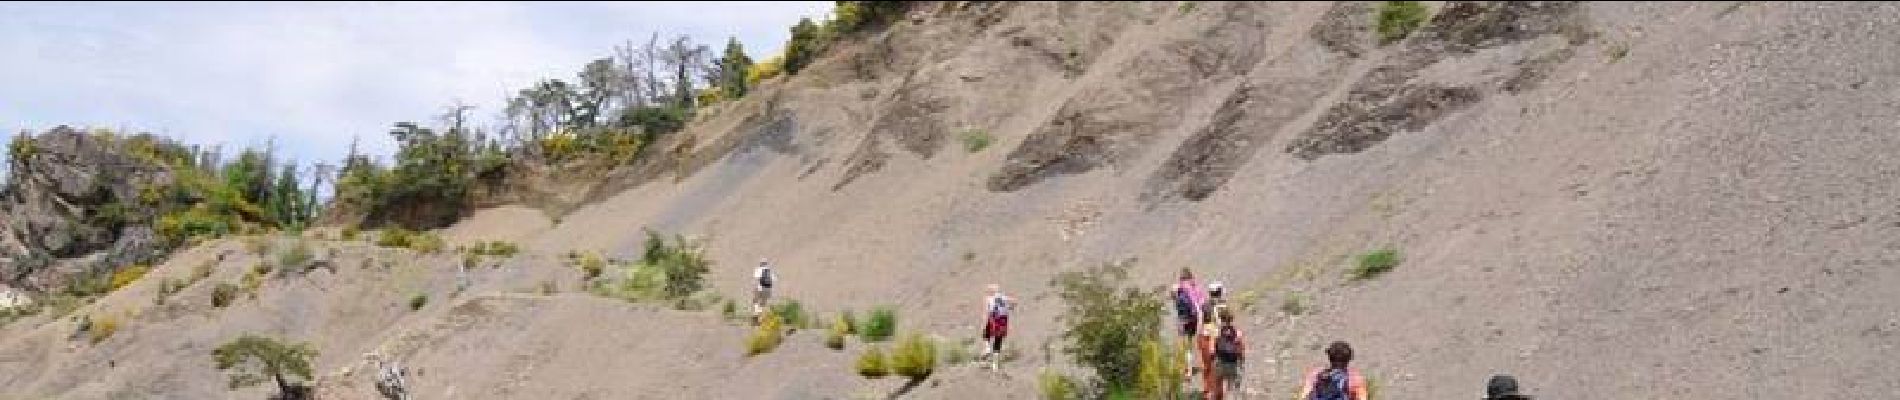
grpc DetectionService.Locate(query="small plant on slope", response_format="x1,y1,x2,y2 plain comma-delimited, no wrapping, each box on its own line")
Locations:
1376,1,1428,44
861,306,898,342
856,345,890,378
212,334,317,398
1349,248,1401,281
890,333,938,381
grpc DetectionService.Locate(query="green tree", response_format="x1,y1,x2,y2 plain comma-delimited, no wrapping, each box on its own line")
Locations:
784,17,822,75
719,37,754,98
1049,261,1165,393
211,335,317,398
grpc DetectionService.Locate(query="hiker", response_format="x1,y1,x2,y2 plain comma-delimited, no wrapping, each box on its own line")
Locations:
1208,308,1245,400
1299,341,1369,400
1203,281,1231,326
1485,374,1532,400
752,258,775,323
980,283,1015,369
1171,268,1207,374
365,352,408,400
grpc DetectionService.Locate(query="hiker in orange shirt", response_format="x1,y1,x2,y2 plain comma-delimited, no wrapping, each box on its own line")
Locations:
1298,341,1369,400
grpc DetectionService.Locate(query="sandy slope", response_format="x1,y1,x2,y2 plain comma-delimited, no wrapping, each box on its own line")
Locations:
6,2,1900,399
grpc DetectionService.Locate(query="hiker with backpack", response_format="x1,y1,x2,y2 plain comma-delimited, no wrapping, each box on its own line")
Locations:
1196,281,1232,395
1171,268,1207,376
752,258,775,324
1485,374,1532,400
980,283,1015,370
1208,307,1245,400
1299,341,1369,400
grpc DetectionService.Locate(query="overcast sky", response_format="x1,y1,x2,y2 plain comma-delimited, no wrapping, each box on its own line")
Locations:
0,1,832,177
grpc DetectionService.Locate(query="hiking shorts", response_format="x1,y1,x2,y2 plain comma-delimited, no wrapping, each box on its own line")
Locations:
1216,360,1241,386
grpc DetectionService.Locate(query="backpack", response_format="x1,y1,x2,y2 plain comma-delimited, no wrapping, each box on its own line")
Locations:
1310,367,1352,400
757,267,774,289
1173,286,1196,320
1213,325,1242,363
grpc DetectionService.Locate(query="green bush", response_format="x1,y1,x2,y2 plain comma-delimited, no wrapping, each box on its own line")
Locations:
721,299,739,320
856,346,890,378
1376,1,1428,44
747,312,785,356
375,228,414,248
771,300,808,329
340,226,361,241
1349,248,1401,280
890,333,939,380
639,232,710,299
1039,369,1081,400
860,306,898,342
108,265,151,292
212,335,317,398
825,316,849,350
211,283,240,308
408,294,428,311
277,239,313,272
960,129,993,153
89,313,121,344
840,309,860,335
408,232,445,254
1050,260,1164,393
576,252,606,281
1135,338,1187,399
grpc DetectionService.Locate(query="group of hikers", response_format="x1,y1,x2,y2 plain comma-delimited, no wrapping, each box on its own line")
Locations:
747,262,1533,399
355,258,1530,399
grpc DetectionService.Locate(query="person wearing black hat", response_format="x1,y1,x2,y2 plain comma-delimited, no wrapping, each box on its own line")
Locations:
1485,374,1532,400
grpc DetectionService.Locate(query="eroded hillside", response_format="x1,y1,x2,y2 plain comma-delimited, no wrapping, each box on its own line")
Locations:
6,2,1900,399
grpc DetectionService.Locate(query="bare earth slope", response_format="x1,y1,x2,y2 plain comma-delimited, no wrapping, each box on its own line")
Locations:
5,2,1900,399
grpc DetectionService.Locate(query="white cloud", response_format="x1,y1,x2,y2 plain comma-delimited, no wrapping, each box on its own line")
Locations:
0,1,832,176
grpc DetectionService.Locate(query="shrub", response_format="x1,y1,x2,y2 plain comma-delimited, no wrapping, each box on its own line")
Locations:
1039,369,1081,400
639,232,710,299
771,300,808,329
340,226,361,241
856,346,890,378
277,239,313,272
747,54,785,87
90,314,121,344
408,294,428,311
721,299,739,320
212,335,317,397
1050,260,1164,392
408,232,445,254
1375,1,1428,44
1349,248,1401,280
577,252,606,281
1135,338,1187,399
108,265,151,292
860,306,898,342
375,228,414,248
960,129,993,153
825,316,849,350
840,309,860,335
747,312,785,356
212,283,240,308
890,333,938,380
477,241,520,257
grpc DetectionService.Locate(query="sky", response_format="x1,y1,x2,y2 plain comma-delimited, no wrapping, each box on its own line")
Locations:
0,1,833,178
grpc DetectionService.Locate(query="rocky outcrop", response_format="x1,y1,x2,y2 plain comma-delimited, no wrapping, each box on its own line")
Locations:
0,127,180,291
